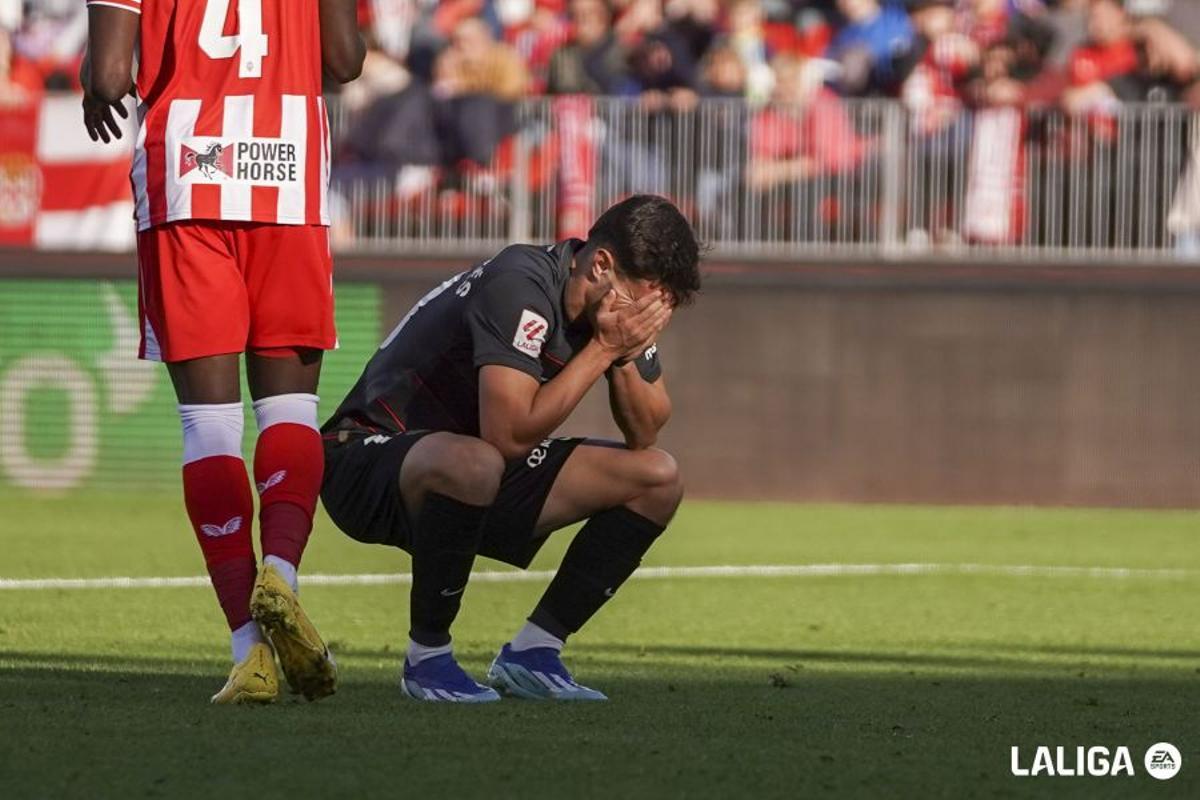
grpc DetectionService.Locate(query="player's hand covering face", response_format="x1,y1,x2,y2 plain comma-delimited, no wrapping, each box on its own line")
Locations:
607,272,673,361
593,287,671,362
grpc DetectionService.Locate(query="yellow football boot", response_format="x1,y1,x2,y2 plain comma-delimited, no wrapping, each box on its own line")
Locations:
250,564,337,701
210,642,279,705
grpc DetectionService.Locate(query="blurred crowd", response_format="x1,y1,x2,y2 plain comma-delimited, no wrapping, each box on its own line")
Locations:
3,1,1200,248
4,2,1196,143
333,0,1200,168
329,0,1200,249
0,0,85,105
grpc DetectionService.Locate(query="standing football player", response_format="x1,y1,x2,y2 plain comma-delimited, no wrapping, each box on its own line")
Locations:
81,0,364,704
321,195,701,702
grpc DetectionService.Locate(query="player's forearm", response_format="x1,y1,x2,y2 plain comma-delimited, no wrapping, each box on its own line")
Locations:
489,341,612,459
608,363,671,450
85,8,137,103
318,0,366,83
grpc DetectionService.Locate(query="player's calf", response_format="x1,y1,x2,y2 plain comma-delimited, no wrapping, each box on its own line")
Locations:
179,402,264,665
399,434,505,694
496,447,683,699
245,391,338,700
252,392,324,591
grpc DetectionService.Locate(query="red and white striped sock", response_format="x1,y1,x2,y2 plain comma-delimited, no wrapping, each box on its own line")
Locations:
179,402,262,659
253,393,323,592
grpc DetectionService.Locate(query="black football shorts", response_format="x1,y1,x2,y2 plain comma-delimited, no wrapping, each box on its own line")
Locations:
321,431,586,568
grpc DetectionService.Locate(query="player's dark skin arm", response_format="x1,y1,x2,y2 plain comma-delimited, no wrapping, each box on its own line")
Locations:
81,7,137,143
319,0,366,84
479,291,670,461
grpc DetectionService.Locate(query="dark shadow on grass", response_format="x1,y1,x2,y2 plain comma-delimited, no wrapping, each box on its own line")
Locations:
328,641,1200,674
1,654,1198,800
6,638,1198,690
952,641,1200,661
568,641,1200,667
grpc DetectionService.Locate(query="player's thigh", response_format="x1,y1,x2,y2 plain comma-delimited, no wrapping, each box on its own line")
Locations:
137,221,249,364
240,224,336,353
534,441,675,536
245,348,323,399
321,431,433,549
398,432,505,513
166,354,242,404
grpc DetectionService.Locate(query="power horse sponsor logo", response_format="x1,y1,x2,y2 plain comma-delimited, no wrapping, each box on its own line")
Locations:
179,137,300,185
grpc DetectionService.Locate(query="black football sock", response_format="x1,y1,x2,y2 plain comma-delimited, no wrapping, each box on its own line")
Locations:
409,493,489,647
529,506,665,641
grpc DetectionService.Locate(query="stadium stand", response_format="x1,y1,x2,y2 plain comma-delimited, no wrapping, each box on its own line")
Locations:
3,0,1200,258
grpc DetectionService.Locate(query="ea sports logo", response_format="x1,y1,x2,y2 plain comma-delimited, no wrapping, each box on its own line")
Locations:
1144,742,1181,781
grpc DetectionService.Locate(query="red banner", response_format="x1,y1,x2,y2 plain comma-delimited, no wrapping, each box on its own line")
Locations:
0,94,136,250
0,100,41,246
554,95,596,241
964,107,1026,245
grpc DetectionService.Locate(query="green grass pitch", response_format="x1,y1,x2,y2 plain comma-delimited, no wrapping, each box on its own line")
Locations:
0,493,1197,798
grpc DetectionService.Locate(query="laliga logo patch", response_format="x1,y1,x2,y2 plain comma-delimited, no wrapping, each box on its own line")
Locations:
513,309,548,358
200,516,243,538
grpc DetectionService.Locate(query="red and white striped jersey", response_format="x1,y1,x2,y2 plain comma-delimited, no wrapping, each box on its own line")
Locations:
86,0,330,230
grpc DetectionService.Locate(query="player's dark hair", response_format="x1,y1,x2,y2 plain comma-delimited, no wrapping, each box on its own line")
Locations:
586,195,702,307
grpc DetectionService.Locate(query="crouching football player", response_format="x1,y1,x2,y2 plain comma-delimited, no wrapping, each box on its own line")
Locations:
320,195,701,701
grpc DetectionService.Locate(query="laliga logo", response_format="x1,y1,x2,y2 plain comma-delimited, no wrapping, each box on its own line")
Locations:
1010,742,1181,780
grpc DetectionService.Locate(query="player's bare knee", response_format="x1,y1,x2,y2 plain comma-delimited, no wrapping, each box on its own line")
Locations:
452,440,505,502
639,448,681,491
630,449,684,524
404,434,504,506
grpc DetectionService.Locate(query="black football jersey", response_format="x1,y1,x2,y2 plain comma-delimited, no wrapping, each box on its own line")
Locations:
323,239,662,436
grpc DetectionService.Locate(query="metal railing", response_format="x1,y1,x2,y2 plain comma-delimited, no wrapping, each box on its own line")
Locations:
329,97,1200,262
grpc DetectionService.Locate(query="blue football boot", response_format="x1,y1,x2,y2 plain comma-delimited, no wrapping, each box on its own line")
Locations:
401,653,501,703
487,644,608,701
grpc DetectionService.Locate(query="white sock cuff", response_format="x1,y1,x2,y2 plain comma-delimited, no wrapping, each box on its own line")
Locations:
253,393,320,433
179,403,244,465
264,555,299,594
510,620,565,653
231,620,264,663
407,639,453,666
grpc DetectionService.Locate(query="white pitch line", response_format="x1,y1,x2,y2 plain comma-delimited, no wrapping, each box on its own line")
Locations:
0,563,1194,591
